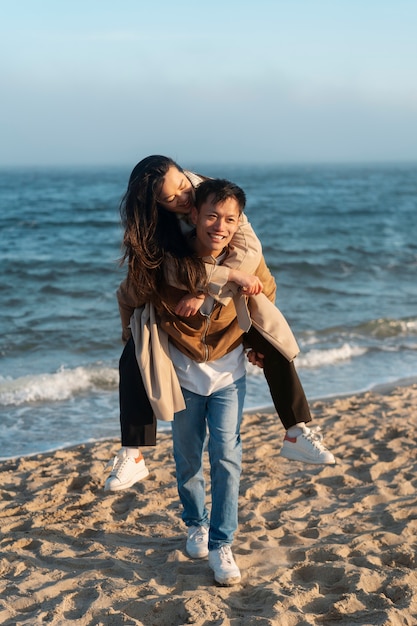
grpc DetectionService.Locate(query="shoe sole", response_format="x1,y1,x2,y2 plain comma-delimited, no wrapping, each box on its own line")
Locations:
104,466,150,491
186,548,209,559
213,575,241,586
279,448,335,465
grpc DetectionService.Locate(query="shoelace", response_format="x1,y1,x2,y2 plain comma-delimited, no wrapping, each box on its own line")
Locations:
106,455,118,470
218,546,234,564
107,452,129,474
303,428,326,450
308,425,323,440
189,527,207,543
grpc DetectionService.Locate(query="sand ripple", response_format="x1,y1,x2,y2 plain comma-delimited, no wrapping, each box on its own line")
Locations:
1,384,417,624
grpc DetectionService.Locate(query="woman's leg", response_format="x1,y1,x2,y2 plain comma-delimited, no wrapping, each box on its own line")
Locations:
171,389,210,528
244,327,311,430
104,337,155,491
206,376,245,550
245,329,335,464
119,336,157,447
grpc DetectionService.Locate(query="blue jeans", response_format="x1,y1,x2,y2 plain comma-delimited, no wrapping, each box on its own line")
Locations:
171,376,246,551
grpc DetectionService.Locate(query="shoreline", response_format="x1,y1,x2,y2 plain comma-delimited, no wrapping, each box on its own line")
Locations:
2,374,417,463
245,373,417,414
1,382,417,624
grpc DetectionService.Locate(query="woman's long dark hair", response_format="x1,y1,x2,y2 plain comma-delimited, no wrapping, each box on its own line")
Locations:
120,155,206,304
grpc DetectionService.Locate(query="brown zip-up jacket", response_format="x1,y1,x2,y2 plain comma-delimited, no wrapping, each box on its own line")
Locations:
158,255,276,363
118,253,276,363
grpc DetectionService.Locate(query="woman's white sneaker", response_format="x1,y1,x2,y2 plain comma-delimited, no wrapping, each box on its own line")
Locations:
186,526,209,558
279,426,335,464
208,546,241,586
104,449,149,491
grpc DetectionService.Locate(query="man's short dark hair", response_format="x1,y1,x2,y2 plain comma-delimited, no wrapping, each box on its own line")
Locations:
195,179,246,213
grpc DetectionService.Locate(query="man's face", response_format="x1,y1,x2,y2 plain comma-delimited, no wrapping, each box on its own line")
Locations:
157,166,195,214
191,194,240,257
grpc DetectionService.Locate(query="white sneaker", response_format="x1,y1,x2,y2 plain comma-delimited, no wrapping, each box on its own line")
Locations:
186,526,209,559
279,426,335,465
104,449,149,491
208,546,241,586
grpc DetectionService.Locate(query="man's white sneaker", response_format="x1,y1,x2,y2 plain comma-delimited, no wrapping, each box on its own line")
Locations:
104,449,149,491
279,426,335,465
186,526,209,559
208,546,241,586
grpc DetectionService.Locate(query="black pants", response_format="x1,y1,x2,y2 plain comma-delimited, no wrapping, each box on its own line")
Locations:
119,337,157,447
118,330,311,447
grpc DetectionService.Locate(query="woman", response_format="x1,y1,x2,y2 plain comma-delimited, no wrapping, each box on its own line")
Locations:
104,156,335,491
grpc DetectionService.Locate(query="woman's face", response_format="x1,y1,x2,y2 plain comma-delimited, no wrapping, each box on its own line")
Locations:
157,166,195,215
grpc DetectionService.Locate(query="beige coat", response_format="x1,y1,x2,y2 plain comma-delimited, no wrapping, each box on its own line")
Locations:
122,254,299,421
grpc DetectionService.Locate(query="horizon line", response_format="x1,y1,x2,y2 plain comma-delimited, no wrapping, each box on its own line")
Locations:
1,158,417,170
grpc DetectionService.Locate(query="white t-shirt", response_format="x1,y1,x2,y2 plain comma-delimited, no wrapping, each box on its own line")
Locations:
169,342,245,396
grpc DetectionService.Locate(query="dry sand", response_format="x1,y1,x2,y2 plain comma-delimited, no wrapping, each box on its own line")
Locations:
1,383,417,625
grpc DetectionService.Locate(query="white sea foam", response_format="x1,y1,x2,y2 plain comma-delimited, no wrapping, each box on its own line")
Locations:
0,365,119,406
299,316,417,349
244,342,366,378
296,343,366,369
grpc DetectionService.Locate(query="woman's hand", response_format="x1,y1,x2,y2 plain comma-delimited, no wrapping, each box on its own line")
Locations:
175,293,205,317
228,269,263,295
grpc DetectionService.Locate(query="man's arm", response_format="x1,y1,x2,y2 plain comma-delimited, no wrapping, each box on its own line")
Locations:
174,267,263,317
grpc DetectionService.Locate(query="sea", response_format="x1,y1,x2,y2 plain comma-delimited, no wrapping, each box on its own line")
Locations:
1,163,417,460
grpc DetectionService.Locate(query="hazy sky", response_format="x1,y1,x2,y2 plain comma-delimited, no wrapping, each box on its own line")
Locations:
1,0,416,166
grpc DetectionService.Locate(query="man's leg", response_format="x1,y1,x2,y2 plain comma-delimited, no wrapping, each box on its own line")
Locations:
206,376,245,586
171,390,210,529
206,376,245,550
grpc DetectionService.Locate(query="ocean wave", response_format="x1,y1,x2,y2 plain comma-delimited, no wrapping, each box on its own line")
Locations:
358,316,417,338
0,365,119,407
296,343,367,369
243,342,367,378
0,344,368,407
301,315,417,346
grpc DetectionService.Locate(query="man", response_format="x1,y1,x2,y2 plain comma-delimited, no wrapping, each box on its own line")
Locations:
142,178,274,586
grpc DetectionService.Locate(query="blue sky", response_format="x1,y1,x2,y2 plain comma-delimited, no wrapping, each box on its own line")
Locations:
1,0,416,166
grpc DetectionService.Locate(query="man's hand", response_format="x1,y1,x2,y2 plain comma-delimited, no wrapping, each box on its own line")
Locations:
175,294,205,317
246,349,265,369
228,269,263,295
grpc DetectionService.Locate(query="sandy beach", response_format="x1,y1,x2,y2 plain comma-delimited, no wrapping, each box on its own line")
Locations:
1,383,417,625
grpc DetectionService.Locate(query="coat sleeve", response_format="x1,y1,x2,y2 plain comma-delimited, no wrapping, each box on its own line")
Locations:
248,257,300,361
253,256,277,303
228,255,277,334
117,277,145,343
